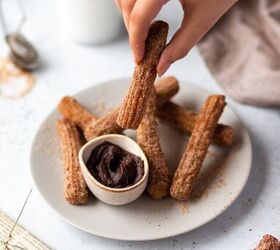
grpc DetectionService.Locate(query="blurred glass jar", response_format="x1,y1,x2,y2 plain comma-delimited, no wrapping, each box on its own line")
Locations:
58,0,122,45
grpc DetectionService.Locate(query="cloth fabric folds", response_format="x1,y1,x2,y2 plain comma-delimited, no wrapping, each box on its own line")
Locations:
198,0,280,106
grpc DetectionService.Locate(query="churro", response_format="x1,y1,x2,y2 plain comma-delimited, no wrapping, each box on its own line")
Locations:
170,95,226,201
56,119,88,205
137,88,169,199
84,76,179,141
154,76,179,107
116,20,168,129
255,234,280,250
157,101,233,146
84,108,123,141
58,96,96,131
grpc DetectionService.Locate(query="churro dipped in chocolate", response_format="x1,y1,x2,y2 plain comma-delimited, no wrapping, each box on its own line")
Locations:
84,76,179,141
58,96,96,131
56,119,88,205
170,95,226,201
117,20,168,129
157,102,233,146
255,234,280,250
137,88,169,199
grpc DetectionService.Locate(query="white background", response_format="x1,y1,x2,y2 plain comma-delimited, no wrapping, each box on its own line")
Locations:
0,0,279,249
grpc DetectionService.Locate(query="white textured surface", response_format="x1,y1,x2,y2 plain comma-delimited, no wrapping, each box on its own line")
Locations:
0,0,279,249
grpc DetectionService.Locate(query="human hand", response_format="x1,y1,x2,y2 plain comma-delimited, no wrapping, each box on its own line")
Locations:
115,0,237,76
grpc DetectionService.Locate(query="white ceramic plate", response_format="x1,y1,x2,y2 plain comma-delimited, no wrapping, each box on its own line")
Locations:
30,78,252,241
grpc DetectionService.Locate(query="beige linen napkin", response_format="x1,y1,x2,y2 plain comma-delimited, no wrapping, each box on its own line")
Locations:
198,0,280,106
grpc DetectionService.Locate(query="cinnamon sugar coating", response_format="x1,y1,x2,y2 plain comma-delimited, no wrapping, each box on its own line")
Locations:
117,21,169,129
137,88,170,199
170,95,226,201
56,119,88,204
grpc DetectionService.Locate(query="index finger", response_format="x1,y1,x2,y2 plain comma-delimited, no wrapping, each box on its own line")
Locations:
129,0,168,63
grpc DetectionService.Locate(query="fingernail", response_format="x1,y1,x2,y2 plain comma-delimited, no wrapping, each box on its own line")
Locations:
158,63,171,77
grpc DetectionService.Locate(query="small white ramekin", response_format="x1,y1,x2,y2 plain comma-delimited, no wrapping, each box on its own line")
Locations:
79,134,149,205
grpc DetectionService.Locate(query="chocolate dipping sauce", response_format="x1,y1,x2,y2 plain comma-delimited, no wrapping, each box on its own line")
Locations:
86,142,144,188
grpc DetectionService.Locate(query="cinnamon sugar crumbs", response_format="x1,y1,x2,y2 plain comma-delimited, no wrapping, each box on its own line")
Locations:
0,57,35,99
217,178,226,188
180,202,189,214
190,156,228,201
91,101,114,115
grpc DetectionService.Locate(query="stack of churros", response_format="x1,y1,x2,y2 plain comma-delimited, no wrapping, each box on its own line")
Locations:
55,20,234,205
56,76,181,204
56,79,233,204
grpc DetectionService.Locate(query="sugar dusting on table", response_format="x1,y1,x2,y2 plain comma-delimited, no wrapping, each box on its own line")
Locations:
0,57,35,99
190,154,229,201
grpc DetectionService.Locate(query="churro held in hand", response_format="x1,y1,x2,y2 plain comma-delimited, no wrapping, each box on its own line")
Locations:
117,20,168,129
137,88,169,199
56,119,88,205
157,101,233,146
170,95,226,201
84,76,179,141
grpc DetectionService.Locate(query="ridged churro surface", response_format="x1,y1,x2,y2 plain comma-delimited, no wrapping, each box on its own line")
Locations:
157,101,233,146
58,96,96,131
84,76,179,141
117,21,168,129
255,234,280,250
170,95,226,201
56,119,88,205
137,88,170,199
